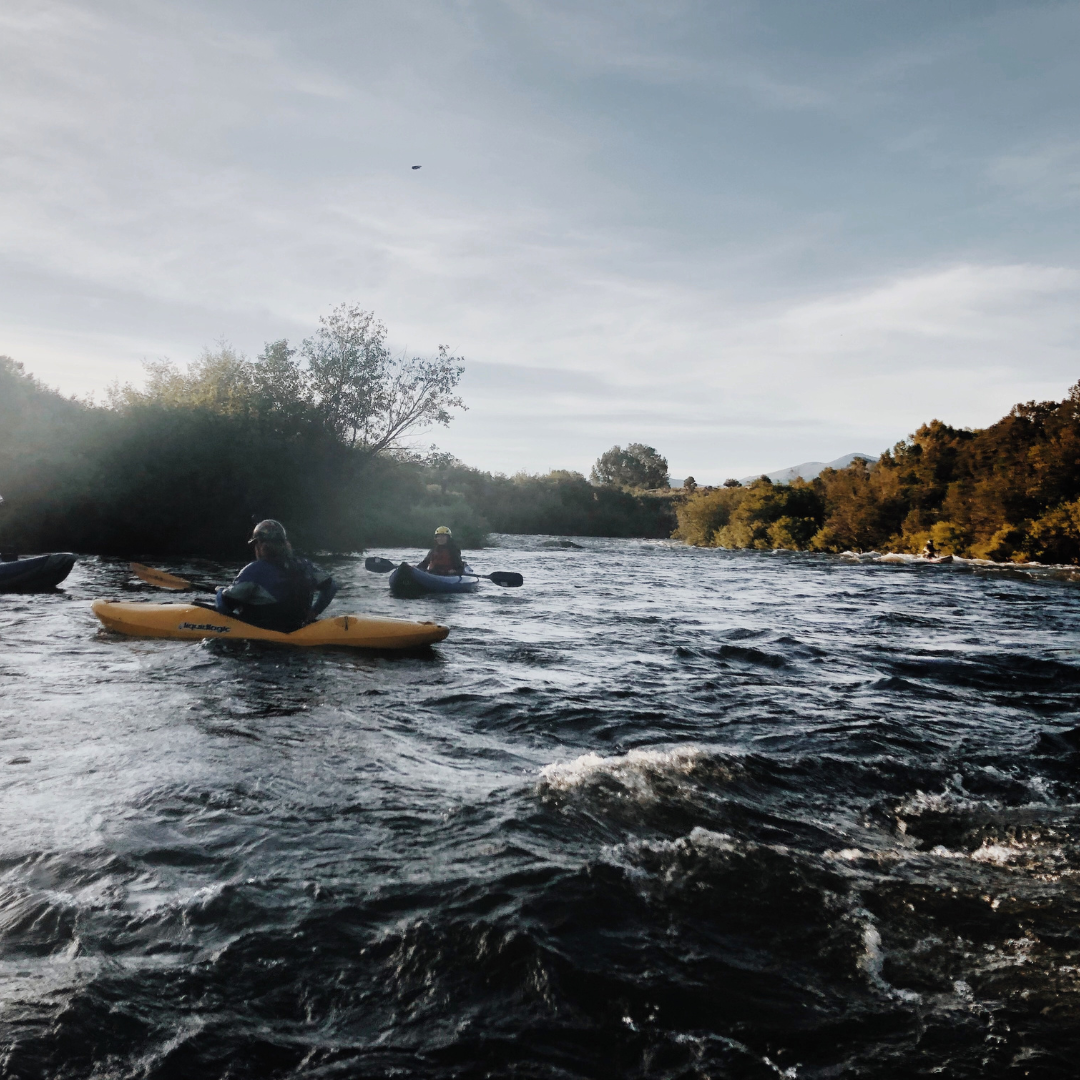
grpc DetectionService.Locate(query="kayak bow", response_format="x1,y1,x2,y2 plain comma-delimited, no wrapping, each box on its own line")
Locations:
0,553,77,592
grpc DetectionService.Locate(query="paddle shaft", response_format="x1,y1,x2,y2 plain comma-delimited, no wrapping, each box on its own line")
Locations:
364,556,521,587
130,562,217,592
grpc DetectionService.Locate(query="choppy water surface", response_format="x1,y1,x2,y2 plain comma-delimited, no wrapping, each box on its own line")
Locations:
4,538,1080,1079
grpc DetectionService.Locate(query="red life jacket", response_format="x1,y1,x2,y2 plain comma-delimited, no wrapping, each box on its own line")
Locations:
425,545,460,575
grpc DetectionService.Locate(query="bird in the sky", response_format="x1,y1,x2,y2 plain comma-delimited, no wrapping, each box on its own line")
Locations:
411,165,422,170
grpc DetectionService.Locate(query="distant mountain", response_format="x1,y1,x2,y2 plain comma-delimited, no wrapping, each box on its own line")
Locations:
738,452,875,486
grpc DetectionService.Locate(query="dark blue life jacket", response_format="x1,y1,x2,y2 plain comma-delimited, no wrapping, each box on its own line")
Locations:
215,557,337,632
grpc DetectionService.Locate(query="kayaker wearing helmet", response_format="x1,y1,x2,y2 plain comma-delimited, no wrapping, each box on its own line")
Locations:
418,526,465,576
215,519,338,632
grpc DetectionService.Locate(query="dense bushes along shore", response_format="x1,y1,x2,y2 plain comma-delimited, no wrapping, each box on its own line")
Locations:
676,382,1080,563
0,353,675,556
8,323,1079,563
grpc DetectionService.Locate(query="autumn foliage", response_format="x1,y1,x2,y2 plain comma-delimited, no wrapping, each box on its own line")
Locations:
675,383,1080,563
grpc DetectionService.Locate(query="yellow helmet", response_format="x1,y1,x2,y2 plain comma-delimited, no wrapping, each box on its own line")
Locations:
434,525,452,535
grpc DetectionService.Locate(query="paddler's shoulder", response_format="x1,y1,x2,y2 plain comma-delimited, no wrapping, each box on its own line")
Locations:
234,558,282,584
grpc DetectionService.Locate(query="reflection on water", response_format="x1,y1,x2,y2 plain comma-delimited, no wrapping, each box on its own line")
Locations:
3,537,1080,1077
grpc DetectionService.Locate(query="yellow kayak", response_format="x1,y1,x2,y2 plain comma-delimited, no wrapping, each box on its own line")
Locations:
91,600,449,649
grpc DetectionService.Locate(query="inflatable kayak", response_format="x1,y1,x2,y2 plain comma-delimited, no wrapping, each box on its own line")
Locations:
389,562,480,598
0,553,77,592
92,600,449,649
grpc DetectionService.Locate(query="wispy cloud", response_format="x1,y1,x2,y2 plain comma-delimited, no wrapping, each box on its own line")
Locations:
775,264,1080,355
990,141,1080,208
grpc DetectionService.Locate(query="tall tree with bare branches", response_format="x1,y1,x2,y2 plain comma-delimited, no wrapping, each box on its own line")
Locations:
301,304,465,455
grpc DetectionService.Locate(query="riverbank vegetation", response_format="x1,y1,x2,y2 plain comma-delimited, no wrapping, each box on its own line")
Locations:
590,443,669,489
0,310,676,556
676,383,1080,563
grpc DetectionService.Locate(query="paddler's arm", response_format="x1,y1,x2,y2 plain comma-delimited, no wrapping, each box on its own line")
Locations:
216,563,278,614
308,570,339,618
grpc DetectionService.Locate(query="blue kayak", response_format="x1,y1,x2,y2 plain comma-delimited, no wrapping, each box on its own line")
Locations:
389,562,480,598
0,553,77,592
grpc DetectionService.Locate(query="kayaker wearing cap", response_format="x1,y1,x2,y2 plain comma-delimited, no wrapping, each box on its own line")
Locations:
215,519,338,632
418,526,465,577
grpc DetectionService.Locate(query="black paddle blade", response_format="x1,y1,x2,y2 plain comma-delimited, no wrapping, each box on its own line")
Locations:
488,572,523,587
364,556,396,573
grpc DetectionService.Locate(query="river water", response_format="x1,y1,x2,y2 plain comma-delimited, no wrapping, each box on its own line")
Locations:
3,537,1080,1078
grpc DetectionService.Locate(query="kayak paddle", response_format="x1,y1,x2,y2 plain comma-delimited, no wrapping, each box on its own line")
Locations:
130,562,215,592
364,555,522,587
483,572,523,587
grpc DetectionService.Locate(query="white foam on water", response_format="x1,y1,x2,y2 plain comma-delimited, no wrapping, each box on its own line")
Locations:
830,848,865,861
858,922,886,986
686,825,740,852
970,842,1020,866
863,551,1080,581
600,827,744,883
935,835,1074,886
849,907,921,1004
896,788,989,818
538,744,713,800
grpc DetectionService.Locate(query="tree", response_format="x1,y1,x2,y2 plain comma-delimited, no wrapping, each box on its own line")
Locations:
301,303,465,455
302,306,388,444
358,344,467,457
108,344,254,416
107,307,465,457
590,443,669,489
251,340,312,436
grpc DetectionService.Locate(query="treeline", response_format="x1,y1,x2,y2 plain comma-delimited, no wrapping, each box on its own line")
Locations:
361,457,676,548
0,347,675,557
676,383,1080,563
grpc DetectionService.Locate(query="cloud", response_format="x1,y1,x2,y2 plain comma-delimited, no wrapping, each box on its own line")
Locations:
775,263,1080,356
990,141,1080,208
498,0,832,108
2,1,1080,483
693,263,1080,434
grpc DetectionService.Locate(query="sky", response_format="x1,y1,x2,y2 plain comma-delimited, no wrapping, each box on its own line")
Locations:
2,0,1079,483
